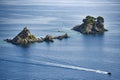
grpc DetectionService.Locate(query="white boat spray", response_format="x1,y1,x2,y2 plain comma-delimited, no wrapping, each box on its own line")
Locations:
0,57,111,75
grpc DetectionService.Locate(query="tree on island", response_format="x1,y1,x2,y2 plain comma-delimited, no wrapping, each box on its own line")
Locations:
72,16,108,34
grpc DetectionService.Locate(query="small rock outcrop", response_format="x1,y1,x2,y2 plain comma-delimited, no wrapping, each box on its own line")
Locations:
72,16,108,34
43,33,69,42
54,33,69,40
4,27,69,45
44,35,54,42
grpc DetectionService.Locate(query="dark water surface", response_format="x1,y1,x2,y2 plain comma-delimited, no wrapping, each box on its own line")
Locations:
0,0,120,80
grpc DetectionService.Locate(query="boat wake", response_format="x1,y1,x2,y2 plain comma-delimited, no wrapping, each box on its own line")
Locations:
0,57,111,75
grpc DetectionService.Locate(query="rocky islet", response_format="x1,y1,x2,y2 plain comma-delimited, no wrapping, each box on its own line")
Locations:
4,27,69,45
72,16,108,34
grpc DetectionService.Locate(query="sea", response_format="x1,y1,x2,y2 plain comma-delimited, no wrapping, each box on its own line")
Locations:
0,0,120,80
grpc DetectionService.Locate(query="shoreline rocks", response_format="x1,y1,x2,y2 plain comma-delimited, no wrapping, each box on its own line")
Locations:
43,33,69,42
54,33,69,40
72,16,108,34
4,27,69,45
44,35,54,42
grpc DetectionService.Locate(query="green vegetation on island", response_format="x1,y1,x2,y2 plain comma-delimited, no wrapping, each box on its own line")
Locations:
72,16,108,34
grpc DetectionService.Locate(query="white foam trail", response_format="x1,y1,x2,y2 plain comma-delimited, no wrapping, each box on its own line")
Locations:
29,59,109,75
0,57,109,75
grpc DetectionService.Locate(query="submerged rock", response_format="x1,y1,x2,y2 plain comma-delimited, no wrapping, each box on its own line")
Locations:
37,38,44,42
72,16,108,34
54,33,69,40
44,35,54,42
4,27,69,46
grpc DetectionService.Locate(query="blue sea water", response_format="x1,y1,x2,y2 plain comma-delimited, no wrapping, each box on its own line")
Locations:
0,0,120,80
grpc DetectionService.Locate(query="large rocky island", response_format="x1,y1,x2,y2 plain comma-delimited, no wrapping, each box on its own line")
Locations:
4,27,69,45
72,16,108,34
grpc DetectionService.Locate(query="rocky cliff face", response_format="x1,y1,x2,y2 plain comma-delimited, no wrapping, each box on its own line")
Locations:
72,16,108,34
12,27,37,44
